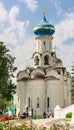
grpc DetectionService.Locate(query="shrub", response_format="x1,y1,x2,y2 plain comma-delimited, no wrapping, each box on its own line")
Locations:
36,115,43,119
65,112,72,118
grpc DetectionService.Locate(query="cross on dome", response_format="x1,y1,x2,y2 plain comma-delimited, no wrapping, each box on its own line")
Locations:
42,3,47,16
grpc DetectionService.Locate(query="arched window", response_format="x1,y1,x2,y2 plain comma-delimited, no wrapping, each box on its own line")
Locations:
44,55,49,65
35,56,39,65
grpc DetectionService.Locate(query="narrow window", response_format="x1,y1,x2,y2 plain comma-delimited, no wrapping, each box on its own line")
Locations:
44,41,46,49
37,97,39,108
28,97,30,108
31,100,32,108
47,97,50,108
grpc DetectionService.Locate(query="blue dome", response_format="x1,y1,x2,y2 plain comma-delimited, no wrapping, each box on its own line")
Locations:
33,15,55,36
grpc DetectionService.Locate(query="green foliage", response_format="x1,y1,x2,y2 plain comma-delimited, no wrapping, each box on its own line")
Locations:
0,41,17,111
65,112,72,118
3,80,16,101
35,115,43,119
0,94,12,113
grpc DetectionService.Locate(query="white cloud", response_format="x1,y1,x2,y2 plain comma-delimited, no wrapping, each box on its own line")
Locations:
53,12,74,71
12,38,35,71
54,0,63,15
8,6,19,26
0,2,34,72
19,0,38,12
56,43,74,72
54,12,74,45
0,3,7,22
50,0,63,15
0,4,30,46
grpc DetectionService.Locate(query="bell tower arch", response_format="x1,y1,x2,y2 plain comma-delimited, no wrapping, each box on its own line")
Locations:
32,13,55,68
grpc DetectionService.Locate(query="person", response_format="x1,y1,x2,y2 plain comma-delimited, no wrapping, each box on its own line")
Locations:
49,112,52,118
29,110,32,117
33,111,37,119
43,112,46,118
20,112,28,119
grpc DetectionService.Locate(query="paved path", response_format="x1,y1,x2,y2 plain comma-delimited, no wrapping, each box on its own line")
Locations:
9,118,55,127
30,118,54,128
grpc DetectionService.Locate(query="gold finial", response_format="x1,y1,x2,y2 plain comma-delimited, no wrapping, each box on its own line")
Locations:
42,3,47,16
53,45,57,52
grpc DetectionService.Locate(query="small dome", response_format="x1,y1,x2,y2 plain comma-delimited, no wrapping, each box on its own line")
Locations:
55,58,63,67
17,70,30,81
31,72,45,79
33,15,55,36
57,58,62,63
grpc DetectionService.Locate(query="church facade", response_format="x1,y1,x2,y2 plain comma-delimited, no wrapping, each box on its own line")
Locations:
16,13,71,116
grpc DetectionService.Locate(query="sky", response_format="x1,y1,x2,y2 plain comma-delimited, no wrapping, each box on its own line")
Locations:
0,0,74,81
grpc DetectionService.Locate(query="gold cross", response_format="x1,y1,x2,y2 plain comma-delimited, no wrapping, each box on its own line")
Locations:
42,3,47,16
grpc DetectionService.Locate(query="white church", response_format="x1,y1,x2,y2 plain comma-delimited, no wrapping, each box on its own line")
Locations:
16,12,71,116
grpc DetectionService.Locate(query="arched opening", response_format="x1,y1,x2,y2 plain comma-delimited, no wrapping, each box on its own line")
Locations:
35,56,39,65
44,55,49,65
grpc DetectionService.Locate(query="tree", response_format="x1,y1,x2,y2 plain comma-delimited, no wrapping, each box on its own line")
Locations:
2,80,16,101
0,41,17,110
71,65,74,103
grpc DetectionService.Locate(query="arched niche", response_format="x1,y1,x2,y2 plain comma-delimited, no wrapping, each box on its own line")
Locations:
44,55,49,65
34,55,39,65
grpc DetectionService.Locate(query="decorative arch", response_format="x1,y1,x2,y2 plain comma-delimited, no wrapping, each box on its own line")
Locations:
34,55,39,65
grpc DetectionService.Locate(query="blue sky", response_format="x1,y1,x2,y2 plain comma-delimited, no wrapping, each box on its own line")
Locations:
0,0,74,77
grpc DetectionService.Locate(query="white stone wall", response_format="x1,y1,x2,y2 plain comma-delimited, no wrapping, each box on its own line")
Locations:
16,81,26,114
26,79,46,115
63,81,68,106
54,104,74,119
67,77,71,105
59,72,69,107
59,74,64,107
47,80,60,110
